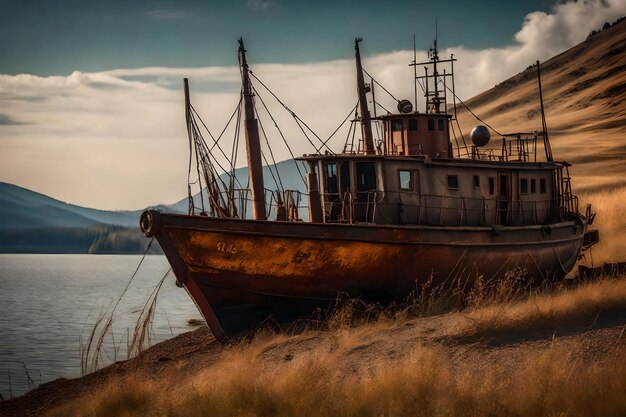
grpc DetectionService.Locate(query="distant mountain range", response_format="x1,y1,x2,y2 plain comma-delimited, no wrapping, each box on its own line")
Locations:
0,159,307,254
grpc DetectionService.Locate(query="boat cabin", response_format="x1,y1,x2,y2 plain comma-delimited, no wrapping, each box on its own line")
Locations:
292,38,578,229
378,113,452,158
298,153,564,228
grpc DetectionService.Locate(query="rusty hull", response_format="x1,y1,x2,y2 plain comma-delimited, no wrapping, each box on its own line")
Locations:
140,210,587,340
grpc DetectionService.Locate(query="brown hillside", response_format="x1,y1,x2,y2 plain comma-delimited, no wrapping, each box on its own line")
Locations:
456,18,626,193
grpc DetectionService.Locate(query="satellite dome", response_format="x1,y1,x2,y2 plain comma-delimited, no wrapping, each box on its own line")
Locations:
470,125,490,147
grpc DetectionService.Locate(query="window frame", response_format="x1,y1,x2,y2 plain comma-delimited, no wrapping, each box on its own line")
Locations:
408,118,418,132
324,162,338,194
473,175,480,189
391,119,403,132
447,175,459,190
520,178,529,194
398,169,414,191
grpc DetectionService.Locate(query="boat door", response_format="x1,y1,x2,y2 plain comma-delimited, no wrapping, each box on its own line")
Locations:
497,172,510,225
355,161,378,222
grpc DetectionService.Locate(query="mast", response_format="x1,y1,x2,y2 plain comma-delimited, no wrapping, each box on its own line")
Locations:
183,78,195,215
536,60,553,162
238,38,267,220
354,38,375,155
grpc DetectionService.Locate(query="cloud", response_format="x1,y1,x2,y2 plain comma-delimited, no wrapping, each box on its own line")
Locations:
0,0,624,210
0,114,28,125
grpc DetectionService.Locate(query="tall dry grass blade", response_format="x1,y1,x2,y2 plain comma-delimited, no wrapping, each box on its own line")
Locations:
81,238,154,374
128,269,170,359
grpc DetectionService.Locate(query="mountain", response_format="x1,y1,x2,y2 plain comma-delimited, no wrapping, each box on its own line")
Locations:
0,159,307,253
0,182,141,229
455,17,626,193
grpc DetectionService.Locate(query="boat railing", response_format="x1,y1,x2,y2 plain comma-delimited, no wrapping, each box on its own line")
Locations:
193,188,309,221
200,187,577,227
265,189,309,221
321,191,578,226
451,132,540,162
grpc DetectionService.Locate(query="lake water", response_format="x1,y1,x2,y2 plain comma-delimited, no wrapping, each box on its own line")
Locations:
0,254,202,398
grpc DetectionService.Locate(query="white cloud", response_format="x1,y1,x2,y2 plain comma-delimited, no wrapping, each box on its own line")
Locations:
1,0,624,210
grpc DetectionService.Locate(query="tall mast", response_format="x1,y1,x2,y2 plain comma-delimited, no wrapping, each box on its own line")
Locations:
238,38,267,220
536,60,553,162
354,38,375,155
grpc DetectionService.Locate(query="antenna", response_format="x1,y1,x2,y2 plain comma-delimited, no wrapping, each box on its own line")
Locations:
413,33,417,112
435,17,438,53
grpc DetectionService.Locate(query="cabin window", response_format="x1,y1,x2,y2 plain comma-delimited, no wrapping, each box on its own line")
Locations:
428,119,435,131
473,175,480,189
531,179,536,193
438,119,445,131
540,178,547,193
408,118,418,131
391,119,403,132
488,177,495,195
324,162,338,194
399,170,413,191
339,161,351,193
447,175,459,189
520,178,528,194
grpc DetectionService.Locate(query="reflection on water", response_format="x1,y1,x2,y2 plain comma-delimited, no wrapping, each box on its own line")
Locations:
0,254,201,398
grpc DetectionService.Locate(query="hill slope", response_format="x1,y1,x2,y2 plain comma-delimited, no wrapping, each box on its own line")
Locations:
0,159,307,253
0,182,140,229
456,18,626,192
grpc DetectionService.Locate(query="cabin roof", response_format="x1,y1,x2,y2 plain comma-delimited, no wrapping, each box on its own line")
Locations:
371,112,454,121
296,153,565,170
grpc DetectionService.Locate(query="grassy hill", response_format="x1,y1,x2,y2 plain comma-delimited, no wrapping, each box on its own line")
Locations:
456,17,626,193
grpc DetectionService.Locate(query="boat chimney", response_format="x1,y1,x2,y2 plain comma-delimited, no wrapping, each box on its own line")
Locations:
238,38,267,220
354,38,375,155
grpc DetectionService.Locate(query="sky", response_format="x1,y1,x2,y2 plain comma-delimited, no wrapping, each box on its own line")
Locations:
1,0,625,210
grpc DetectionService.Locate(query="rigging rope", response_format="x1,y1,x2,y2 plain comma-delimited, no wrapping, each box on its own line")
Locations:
440,82,505,137
251,85,307,184
255,105,285,191
362,68,399,102
190,105,241,182
319,101,358,150
249,71,334,154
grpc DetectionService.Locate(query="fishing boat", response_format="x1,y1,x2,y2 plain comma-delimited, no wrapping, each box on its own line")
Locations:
140,37,599,341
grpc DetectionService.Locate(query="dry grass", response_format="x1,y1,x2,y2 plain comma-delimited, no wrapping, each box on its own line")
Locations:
44,273,626,417
47,343,626,417
578,186,626,264
461,276,626,339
